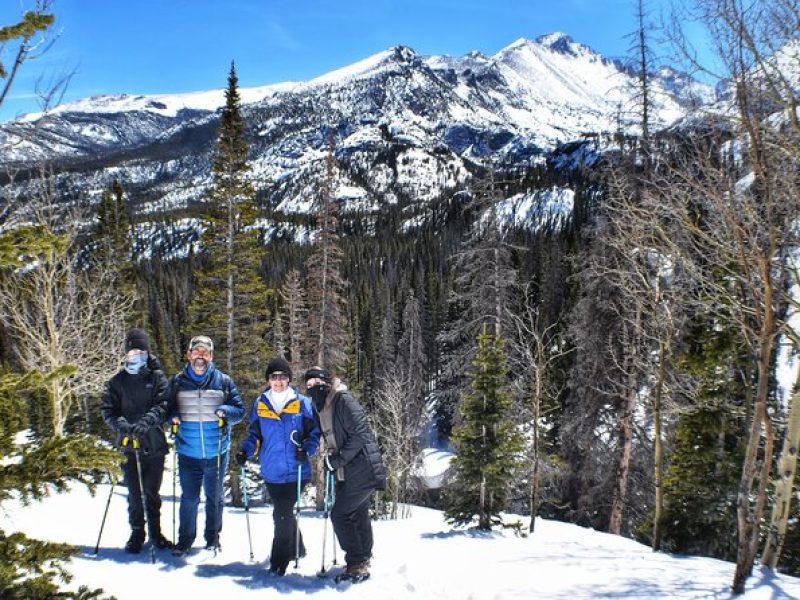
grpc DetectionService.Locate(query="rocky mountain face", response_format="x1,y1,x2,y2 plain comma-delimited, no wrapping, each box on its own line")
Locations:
0,33,711,234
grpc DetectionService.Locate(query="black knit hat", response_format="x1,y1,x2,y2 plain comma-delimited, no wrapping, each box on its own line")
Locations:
265,357,292,380
304,366,332,385
125,328,149,352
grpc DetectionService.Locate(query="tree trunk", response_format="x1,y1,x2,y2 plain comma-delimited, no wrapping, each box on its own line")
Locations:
529,366,542,533
226,195,235,374
609,384,637,535
51,380,65,437
761,365,800,569
732,299,776,595
652,339,666,551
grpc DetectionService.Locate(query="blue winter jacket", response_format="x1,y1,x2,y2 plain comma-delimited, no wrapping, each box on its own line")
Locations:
168,363,245,459
241,387,321,484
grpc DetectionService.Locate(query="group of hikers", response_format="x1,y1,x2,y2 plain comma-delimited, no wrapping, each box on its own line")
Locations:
100,328,386,580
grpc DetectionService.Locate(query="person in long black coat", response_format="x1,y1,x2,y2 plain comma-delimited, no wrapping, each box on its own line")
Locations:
303,366,386,579
101,328,172,553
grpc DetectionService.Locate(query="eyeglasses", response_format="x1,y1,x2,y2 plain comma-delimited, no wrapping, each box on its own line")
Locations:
269,373,290,381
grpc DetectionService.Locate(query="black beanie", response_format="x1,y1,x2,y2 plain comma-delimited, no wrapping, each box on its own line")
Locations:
304,366,332,385
265,357,292,380
125,328,149,352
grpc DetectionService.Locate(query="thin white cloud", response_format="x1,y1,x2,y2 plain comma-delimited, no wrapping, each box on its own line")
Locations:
264,21,303,51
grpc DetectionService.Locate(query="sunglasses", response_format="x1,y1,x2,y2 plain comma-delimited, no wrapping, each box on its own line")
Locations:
269,373,290,381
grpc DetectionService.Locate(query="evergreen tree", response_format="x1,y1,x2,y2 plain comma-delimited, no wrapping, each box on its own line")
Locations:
189,61,271,392
444,325,523,529
657,321,746,560
94,178,131,264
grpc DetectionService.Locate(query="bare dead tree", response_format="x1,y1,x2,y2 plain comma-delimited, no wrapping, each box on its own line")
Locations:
0,172,133,436
372,369,425,519
509,284,572,533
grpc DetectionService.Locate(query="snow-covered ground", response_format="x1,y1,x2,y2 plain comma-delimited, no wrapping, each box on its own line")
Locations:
2,451,798,600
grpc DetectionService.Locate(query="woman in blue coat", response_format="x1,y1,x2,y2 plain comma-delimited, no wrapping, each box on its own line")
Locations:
236,357,320,575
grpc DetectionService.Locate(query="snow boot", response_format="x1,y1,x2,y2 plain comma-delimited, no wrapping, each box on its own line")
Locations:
150,531,173,550
124,529,145,554
171,541,192,557
335,560,370,583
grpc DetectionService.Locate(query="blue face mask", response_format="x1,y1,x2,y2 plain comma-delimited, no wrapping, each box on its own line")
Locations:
124,353,148,375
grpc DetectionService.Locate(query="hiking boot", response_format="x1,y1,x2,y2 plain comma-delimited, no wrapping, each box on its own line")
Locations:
204,537,221,553
171,542,192,557
150,532,174,550
124,529,145,554
345,561,370,577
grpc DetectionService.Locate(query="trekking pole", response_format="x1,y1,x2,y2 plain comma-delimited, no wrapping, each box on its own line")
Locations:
241,465,254,560
293,463,303,569
213,415,225,552
329,469,338,566
317,466,332,575
128,436,155,564
170,422,178,546
93,471,116,555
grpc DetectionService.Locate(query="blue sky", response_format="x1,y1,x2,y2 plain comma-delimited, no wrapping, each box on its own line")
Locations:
0,0,681,121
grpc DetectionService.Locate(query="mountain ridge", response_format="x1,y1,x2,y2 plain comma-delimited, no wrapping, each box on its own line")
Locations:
0,32,712,228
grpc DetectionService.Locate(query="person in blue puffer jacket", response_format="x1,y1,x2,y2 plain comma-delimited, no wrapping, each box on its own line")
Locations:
167,334,245,556
236,357,320,575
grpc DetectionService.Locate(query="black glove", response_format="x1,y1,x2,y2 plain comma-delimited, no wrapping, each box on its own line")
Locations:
131,420,150,439
116,417,132,434
235,450,248,466
295,446,308,462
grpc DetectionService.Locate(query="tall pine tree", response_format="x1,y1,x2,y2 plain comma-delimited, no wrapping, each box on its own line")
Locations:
189,61,271,392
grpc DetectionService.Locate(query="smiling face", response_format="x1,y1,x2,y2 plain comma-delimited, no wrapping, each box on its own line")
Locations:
268,372,290,393
186,345,212,375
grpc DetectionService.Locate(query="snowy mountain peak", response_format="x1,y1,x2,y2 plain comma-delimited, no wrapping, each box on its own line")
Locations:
306,45,418,87
535,32,595,57
390,45,418,63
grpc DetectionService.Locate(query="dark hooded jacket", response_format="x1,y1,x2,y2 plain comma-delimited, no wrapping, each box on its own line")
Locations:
324,389,386,492
101,354,169,457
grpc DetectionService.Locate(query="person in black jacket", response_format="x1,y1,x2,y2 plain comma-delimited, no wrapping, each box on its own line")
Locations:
303,366,386,580
101,328,172,553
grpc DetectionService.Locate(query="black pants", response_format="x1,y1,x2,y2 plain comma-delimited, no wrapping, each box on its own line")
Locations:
265,481,307,570
330,483,374,566
122,452,165,538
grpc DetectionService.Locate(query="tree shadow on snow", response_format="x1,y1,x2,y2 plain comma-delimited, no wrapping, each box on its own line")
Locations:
420,528,503,540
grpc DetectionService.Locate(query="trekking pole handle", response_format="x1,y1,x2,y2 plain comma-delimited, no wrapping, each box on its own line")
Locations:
121,436,141,449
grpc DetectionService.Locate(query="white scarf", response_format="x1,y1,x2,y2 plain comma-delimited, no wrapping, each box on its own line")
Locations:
267,387,296,414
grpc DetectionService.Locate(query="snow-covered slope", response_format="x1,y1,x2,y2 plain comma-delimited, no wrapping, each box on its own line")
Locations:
0,33,712,227
2,470,798,599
